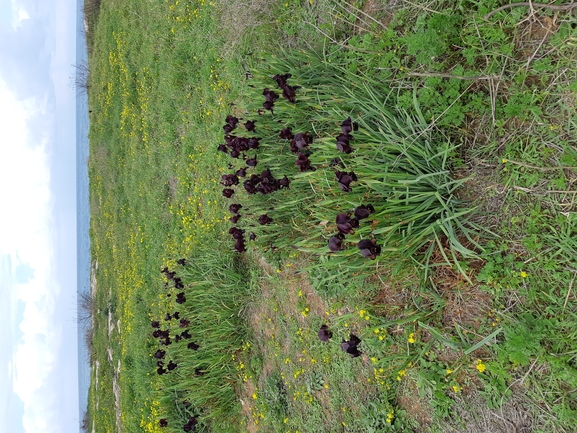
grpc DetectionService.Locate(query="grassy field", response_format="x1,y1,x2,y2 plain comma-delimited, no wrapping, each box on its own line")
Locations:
85,0,577,432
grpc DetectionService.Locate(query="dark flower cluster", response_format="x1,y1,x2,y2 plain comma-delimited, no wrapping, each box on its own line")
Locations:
218,88,300,253
183,416,198,432
335,170,357,192
341,334,363,358
317,324,363,358
327,204,381,259
243,168,290,195
277,127,316,172
229,227,247,252
152,264,202,381
262,88,279,112
336,117,358,154
273,73,298,103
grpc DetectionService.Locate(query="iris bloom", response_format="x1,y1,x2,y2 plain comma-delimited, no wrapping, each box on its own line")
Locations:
318,324,333,341
341,334,362,358
259,214,273,225
354,204,375,220
335,171,357,192
328,233,345,252
336,214,358,235
246,156,258,167
357,239,382,259
244,120,257,131
340,117,359,134
279,127,294,140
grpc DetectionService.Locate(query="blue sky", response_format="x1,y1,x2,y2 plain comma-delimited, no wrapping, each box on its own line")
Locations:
0,0,80,432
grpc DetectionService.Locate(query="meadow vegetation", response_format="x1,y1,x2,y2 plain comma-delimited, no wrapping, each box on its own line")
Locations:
86,0,577,432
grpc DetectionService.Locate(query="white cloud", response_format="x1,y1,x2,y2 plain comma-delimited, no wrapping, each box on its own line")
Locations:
10,0,29,30
0,79,62,433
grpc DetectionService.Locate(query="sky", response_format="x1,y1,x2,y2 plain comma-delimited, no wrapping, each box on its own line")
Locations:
0,0,80,432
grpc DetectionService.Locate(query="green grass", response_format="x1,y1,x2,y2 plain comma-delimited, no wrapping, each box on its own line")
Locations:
86,0,577,432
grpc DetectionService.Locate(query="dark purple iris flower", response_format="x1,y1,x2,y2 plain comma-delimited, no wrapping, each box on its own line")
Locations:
188,342,200,350
295,153,315,172
167,361,178,371
294,132,313,150
229,227,245,239
183,416,198,432
246,156,258,167
157,367,167,375
318,324,333,341
180,330,191,339
151,321,160,328
229,203,242,214
179,318,190,328
336,133,354,154
154,349,166,359
279,127,294,140
174,278,184,289
248,137,260,149
164,313,172,321
336,214,358,235
176,292,186,304
279,176,290,189
272,73,292,88
263,88,279,112
177,258,186,265
249,232,257,241
358,239,382,260
160,337,172,346
272,73,298,102
341,334,362,358
335,171,357,192
234,238,246,252
259,214,273,225
230,215,241,223
244,120,256,131
217,144,228,153
173,312,180,319
222,188,235,198
341,117,359,134
159,419,168,428
328,233,346,252
282,86,297,103
354,204,375,220
236,167,247,177
225,114,239,127
221,174,239,186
